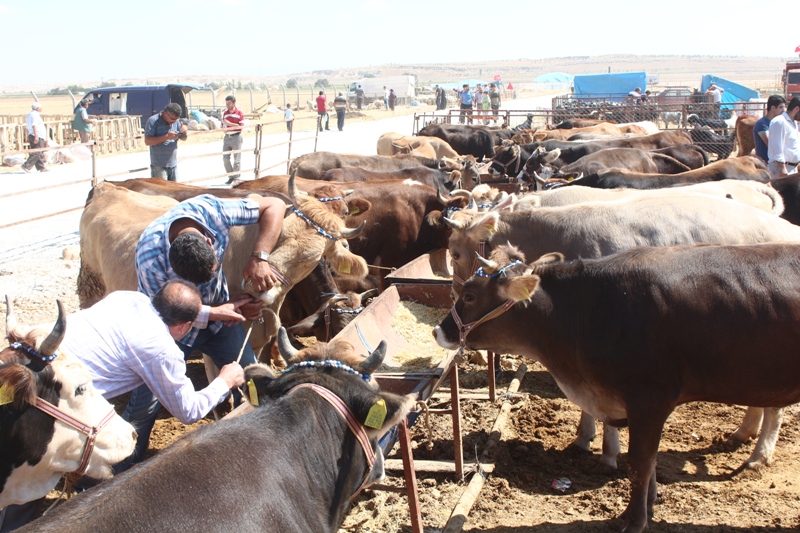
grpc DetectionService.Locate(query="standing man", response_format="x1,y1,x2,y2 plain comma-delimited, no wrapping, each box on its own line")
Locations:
706,83,724,118
145,103,187,182
753,95,787,163
333,92,349,131
284,103,295,134
454,84,474,124
489,83,501,122
124,192,285,470
72,99,96,145
383,86,389,110
316,90,329,132
21,102,48,173
437,84,448,110
221,95,244,184
767,96,800,179
355,84,365,111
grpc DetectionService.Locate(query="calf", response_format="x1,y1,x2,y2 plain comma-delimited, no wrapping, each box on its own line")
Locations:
18,329,414,533
434,243,800,532
1,299,136,509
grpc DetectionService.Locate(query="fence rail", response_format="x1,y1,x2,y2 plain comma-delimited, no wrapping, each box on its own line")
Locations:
0,115,143,155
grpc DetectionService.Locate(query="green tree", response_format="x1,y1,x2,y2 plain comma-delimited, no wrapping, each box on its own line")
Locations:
286,78,298,89
314,78,329,88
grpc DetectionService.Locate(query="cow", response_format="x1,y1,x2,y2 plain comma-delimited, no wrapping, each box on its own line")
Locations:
433,243,800,532
286,289,377,343
376,133,460,159
688,127,736,160
18,328,415,533
553,118,614,129
650,144,708,169
289,152,441,180
536,147,691,181
102,178,273,203
77,178,370,358
320,165,470,192
735,115,758,157
687,113,730,133
560,156,769,190
442,194,800,470
766,174,800,226
530,123,647,142
1,298,137,510
416,124,500,159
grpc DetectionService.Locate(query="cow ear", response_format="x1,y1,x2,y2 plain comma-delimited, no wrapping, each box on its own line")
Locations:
363,392,416,439
425,210,444,227
347,198,371,216
329,242,369,278
0,364,39,411
243,364,277,405
468,212,500,241
285,313,322,337
499,275,541,302
542,148,561,164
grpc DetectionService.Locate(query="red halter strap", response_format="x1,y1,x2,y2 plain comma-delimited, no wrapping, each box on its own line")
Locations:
450,299,516,350
34,398,118,477
452,241,486,292
269,263,293,289
287,383,378,499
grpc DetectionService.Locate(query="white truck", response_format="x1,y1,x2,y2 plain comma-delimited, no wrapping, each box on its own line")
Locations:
347,76,415,104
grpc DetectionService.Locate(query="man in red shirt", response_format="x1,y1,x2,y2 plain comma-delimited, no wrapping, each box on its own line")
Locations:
222,95,245,184
316,91,330,132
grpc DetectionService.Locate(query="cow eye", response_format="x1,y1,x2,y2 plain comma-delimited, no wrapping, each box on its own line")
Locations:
463,293,476,304
75,385,86,397
452,252,460,260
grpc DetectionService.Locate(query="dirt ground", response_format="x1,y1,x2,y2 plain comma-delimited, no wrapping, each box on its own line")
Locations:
3,248,800,532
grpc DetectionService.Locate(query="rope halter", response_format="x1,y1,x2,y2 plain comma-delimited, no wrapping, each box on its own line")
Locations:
289,205,340,241
324,305,364,342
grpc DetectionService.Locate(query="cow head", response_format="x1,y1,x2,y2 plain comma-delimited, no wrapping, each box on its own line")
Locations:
0,298,136,508
286,289,377,342
424,189,470,228
245,328,416,492
442,210,503,295
520,147,560,187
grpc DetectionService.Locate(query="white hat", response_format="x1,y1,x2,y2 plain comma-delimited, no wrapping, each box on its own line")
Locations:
31,102,42,110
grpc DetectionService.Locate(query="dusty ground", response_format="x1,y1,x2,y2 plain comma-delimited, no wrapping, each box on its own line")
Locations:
3,247,800,532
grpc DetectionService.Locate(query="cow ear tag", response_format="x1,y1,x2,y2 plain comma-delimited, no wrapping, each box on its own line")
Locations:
339,262,351,274
364,399,387,429
247,379,259,407
0,383,14,406
349,206,360,215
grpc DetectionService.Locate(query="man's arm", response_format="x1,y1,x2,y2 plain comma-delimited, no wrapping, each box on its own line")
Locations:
242,195,285,292
145,130,178,146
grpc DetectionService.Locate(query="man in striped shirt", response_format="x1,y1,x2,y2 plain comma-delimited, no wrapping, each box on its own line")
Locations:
222,95,244,184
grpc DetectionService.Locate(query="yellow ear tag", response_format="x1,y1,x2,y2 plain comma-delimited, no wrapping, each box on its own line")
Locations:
364,399,387,429
349,206,360,215
0,383,14,406
247,379,259,407
338,262,351,274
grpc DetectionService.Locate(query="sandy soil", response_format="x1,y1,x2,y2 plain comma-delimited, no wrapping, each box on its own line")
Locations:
3,247,800,532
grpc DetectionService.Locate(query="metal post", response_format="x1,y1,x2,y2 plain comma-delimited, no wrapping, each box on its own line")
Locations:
90,141,98,187
253,124,262,180
295,86,300,109
211,90,217,110
249,87,254,113
188,91,193,111
286,118,294,174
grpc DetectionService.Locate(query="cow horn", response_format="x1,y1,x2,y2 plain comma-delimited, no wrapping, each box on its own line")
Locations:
276,327,300,363
571,173,584,182
358,288,378,303
287,169,300,204
437,188,450,205
475,253,499,273
360,340,387,375
339,220,366,239
328,294,350,304
5,295,18,337
39,300,67,357
343,189,354,196
449,189,471,198
533,171,548,184
442,217,464,230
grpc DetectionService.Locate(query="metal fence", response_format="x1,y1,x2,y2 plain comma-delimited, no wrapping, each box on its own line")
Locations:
0,115,143,155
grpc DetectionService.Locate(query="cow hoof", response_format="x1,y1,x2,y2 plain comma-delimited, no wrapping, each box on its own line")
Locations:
565,441,594,455
589,458,618,475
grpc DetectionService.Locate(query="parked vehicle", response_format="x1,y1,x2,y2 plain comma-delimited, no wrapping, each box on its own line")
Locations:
654,86,694,106
82,84,204,123
346,76,415,104
783,60,800,99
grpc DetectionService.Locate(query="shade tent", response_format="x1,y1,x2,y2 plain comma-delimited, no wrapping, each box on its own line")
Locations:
572,72,647,101
701,75,760,107
534,72,574,83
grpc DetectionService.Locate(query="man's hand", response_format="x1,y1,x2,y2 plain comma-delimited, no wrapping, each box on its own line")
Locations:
208,295,255,326
218,362,245,389
243,256,278,294
234,293,265,321
166,130,179,140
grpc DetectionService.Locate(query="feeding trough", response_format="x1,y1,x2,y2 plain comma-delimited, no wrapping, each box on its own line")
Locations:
385,248,453,286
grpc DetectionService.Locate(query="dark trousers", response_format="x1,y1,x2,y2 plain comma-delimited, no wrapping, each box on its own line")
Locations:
22,135,46,171
0,499,43,532
317,112,329,131
336,109,345,131
356,97,363,110
459,104,473,124
286,120,293,134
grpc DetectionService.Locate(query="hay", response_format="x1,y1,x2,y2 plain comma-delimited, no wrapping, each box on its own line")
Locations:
382,301,451,372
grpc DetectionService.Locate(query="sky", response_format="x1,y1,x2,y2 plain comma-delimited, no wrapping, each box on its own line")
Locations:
1,0,797,88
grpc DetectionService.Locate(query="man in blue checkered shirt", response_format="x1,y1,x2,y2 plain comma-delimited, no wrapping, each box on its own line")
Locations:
116,193,285,471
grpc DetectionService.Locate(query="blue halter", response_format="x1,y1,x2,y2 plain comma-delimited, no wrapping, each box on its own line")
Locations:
282,360,371,383
474,260,524,279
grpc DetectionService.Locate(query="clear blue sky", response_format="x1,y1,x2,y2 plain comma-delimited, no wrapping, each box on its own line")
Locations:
0,0,796,87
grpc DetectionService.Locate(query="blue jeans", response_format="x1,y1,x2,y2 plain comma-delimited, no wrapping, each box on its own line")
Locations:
114,322,256,473
151,164,178,182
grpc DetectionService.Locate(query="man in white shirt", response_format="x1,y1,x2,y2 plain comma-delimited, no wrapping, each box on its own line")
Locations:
21,102,48,173
767,96,800,179
61,279,245,471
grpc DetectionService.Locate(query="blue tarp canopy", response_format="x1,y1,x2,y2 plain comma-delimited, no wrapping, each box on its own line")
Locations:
573,72,647,101
534,72,573,83
438,79,489,91
701,75,759,108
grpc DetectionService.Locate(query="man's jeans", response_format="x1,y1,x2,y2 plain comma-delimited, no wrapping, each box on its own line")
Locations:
336,109,346,131
21,135,47,172
114,322,256,473
222,133,243,179
151,165,178,182
317,112,329,131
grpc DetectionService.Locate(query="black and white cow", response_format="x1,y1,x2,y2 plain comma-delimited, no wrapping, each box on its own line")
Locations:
1,298,136,510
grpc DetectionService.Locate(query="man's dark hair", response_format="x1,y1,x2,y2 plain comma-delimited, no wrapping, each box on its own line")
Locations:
319,90,324,96
164,102,182,117
225,95,236,103
788,97,800,112
767,94,787,111
169,232,217,284
152,279,201,326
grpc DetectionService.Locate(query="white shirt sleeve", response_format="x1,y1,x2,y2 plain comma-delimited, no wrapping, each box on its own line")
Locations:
768,118,786,164
193,305,211,329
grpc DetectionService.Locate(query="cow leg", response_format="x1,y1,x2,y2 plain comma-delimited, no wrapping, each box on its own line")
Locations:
728,406,763,443
620,405,671,533
599,424,620,471
571,411,597,451
742,407,784,470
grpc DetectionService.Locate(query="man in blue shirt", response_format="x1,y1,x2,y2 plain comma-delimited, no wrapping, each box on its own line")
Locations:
455,84,474,124
754,95,787,163
145,103,188,182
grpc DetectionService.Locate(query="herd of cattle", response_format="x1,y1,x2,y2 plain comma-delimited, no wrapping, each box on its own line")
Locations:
4,114,800,532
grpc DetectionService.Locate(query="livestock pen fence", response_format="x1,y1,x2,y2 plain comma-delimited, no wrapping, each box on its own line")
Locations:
0,114,323,231
0,115,143,155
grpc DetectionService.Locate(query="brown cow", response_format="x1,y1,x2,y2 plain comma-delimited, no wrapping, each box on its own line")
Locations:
735,115,758,157
289,152,442,180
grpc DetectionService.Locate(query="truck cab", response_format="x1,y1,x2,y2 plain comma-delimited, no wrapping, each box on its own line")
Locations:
82,84,204,123
783,60,800,99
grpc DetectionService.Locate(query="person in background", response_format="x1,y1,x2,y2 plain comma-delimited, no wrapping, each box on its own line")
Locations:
144,103,187,182
72,99,96,145
640,90,652,104
767,96,800,179
383,86,389,110
333,92,349,131
316,91,329,132
454,84,474,124
474,84,484,114
388,89,396,112
753,95,787,163
480,89,490,124
284,103,295,134
436,84,448,110
221,95,244,184
626,87,642,105
706,82,724,117
489,83,501,122
355,84,365,110
21,102,48,173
